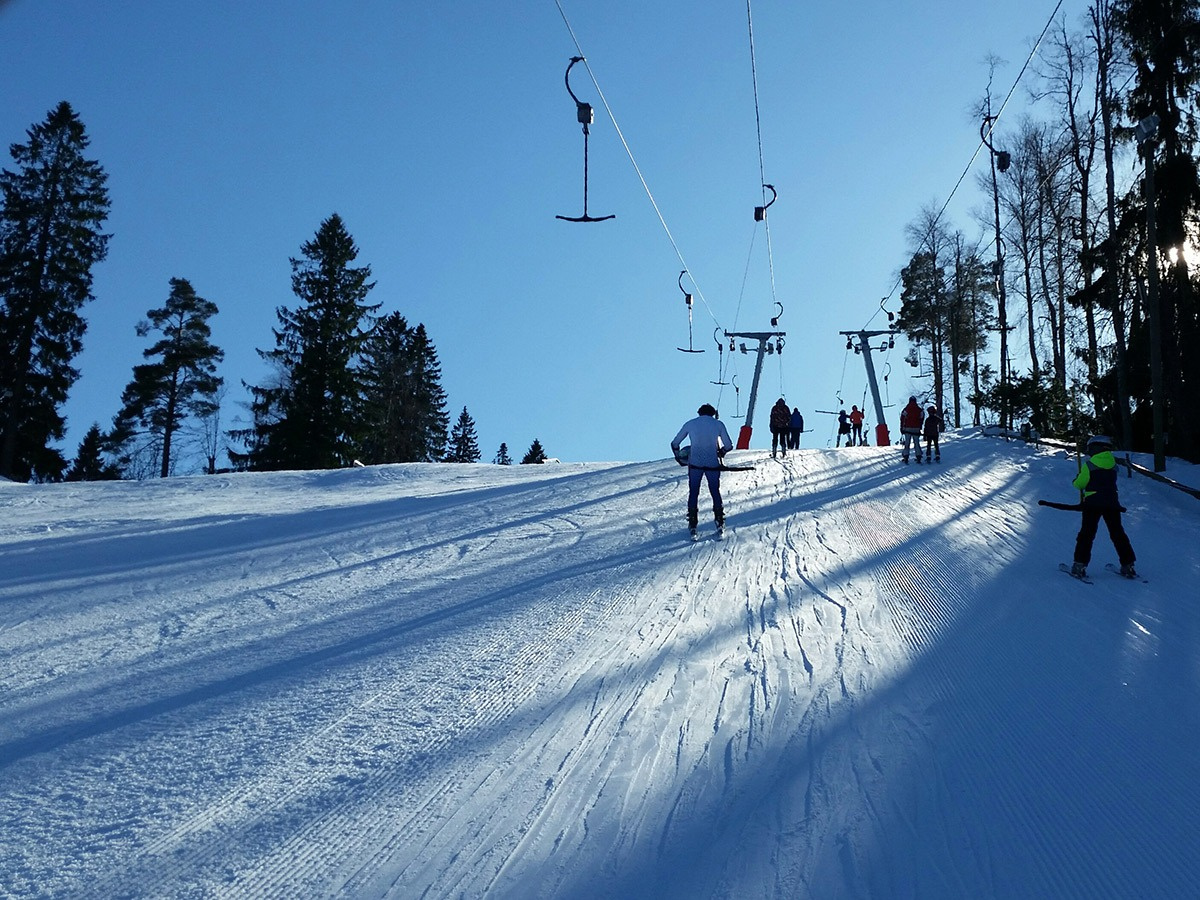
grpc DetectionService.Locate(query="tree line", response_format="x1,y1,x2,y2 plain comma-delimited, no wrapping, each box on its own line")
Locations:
0,105,547,481
893,0,1200,465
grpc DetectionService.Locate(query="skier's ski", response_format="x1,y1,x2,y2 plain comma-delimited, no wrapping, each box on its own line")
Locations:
1104,563,1148,583
1059,562,1093,584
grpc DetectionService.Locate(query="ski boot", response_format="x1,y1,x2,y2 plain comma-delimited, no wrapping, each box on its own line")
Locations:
1070,561,1088,579
1119,563,1138,579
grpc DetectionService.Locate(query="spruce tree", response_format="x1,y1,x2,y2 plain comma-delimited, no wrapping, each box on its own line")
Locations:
521,438,547,464
109,278,223,477
238,214,378,470
408,323,449,462
358,312,449,463
0,102,110,481
446,406,481,462
64,423,120,481
494,442,513,465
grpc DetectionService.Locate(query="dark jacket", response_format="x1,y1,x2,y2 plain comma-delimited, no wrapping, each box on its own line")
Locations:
922,408,942,439
1073,451,1121,509
769,400,791,433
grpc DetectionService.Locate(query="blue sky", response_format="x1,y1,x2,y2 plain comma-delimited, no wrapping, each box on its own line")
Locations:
1,0,1079,466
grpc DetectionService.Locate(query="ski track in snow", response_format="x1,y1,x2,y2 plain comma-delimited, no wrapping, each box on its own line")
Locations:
1,436,1198,899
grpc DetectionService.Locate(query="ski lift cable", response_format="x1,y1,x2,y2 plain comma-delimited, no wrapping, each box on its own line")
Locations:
980,0,1174,259
862,0,1065,331
746,0,781,316
553,0,723,328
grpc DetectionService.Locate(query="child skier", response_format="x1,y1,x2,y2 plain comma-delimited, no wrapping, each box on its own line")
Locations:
671,403,735,540
1070,435,1137,579
922,405,943,462
899,397,925,463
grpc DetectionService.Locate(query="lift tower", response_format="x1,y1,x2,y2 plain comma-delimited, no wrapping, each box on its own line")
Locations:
841,330,896,447
725,330,785,449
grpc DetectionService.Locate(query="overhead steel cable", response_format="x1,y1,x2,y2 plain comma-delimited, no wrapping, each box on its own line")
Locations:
864,0,1066,330
553,0,723,329
746,0,781,316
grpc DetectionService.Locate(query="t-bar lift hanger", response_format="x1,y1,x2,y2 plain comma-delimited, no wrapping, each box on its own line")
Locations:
677,271,704,353
754,183,777,221
556,57,615,223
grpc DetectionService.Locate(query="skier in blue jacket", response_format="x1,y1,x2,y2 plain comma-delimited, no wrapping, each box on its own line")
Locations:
671,403,734,539
1070,435,1137,579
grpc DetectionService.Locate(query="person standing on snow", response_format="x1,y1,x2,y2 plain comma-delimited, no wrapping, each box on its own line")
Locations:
671,403,734,539
899,396,925,463
836,408,852,447
849,405,865,446
922,404,943,462
1070,435,1137,579
769,398,791,458
789,407,805,450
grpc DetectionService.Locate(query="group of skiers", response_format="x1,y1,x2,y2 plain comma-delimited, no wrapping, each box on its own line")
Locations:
669,400,1137,578
768,398,805,457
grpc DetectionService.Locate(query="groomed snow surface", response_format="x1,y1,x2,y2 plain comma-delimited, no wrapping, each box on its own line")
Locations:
2,430,1198,899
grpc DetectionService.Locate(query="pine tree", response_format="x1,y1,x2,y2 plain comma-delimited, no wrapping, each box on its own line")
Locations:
109,278,224,478
0,102,111,481
358,312,449,463
521,438,547,464
445,406,481,462
64,423,120,481
236,214,378,470
494,442,512,465
1112,0,1200,460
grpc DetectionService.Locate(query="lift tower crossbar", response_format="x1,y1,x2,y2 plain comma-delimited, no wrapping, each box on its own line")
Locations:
725,330,785,449
841,330,896,447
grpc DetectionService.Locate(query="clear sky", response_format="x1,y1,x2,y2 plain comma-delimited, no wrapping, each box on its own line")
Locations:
1,0,1081,467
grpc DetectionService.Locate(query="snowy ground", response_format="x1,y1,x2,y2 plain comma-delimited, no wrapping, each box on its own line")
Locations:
2,430,1198,899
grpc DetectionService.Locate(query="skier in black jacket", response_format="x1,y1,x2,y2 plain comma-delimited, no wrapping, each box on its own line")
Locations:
769,398,791,458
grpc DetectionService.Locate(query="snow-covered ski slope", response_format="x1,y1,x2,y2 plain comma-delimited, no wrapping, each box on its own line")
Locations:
2,431,1198,899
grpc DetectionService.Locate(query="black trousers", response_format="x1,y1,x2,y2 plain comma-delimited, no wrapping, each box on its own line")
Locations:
1074,507,1135,566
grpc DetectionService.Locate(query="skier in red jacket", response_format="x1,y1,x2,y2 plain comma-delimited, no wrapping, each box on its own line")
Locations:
899,397,925,463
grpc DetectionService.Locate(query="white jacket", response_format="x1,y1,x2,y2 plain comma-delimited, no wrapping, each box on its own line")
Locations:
671,415,734,468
